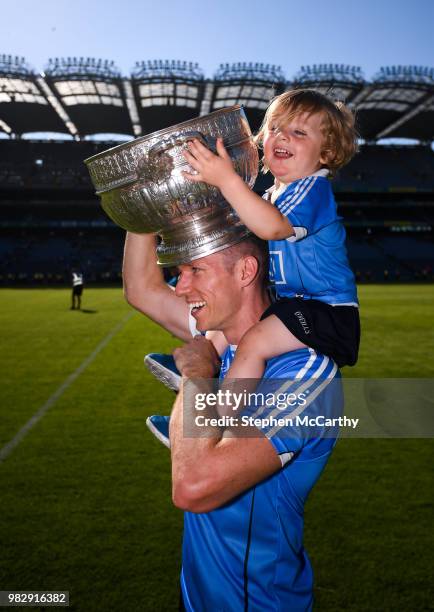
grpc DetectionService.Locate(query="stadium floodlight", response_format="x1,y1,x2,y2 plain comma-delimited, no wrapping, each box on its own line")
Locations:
45,57,122,79
293,63,365,85
0,54,33,77
214,61,285,83
131,59,204,81
375,65,434,85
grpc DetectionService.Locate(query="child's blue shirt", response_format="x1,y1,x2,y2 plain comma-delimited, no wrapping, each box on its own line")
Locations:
267,169,358,305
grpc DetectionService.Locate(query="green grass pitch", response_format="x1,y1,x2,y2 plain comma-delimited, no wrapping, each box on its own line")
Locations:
0,286,433,611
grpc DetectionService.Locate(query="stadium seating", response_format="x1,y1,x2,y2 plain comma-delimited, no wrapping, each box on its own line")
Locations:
1,58,433,285
0,140,433,285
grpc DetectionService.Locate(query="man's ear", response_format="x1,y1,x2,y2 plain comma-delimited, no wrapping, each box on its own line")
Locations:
237,255,259,287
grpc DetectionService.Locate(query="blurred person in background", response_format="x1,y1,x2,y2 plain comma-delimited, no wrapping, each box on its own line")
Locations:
71,269,84,310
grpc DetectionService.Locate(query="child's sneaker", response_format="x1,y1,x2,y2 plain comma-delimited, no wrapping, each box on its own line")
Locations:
144,353,181,392
146,415,170,448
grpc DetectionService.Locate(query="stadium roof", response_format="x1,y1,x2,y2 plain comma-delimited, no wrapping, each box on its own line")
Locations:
0,56,433,142
44,57,138,137
131,60,204,135
0,55,72,136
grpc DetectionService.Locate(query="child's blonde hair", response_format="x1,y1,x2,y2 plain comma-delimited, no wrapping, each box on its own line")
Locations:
255,89,358,177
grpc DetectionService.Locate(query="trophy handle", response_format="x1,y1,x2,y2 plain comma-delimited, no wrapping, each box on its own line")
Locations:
148,130,217,159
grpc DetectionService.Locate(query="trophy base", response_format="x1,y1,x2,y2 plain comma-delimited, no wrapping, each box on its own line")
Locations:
156,207,250,266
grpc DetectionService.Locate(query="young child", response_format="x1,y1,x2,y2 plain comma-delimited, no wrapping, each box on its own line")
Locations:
145,89,360,439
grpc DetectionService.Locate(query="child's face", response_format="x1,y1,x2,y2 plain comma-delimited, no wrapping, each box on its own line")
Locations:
263,111,327,183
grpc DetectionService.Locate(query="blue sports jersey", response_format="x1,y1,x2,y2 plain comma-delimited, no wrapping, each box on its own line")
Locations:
268,171,358,305
181,347,343,611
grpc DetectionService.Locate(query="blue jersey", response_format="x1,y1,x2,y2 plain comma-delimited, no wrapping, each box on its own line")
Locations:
268,171,358,305
181,347,343,611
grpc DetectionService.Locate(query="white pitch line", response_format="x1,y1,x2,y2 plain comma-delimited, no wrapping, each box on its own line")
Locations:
0,311,134,464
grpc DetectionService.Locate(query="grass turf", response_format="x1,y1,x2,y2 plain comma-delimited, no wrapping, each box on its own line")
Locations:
0,286,433,611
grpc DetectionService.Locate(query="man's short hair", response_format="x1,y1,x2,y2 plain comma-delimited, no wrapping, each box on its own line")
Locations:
219,235,269,287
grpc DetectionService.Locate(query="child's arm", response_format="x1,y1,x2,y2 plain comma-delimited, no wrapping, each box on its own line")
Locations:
183,138,294,241
205,330,228,356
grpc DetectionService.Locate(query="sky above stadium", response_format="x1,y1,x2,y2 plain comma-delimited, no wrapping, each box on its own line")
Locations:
3,0,433,79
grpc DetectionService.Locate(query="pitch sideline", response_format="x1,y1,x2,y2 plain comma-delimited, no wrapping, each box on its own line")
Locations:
0,311,134,464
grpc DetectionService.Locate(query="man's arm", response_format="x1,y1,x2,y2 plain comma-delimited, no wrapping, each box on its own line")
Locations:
170,337,281,513
122,232,191,341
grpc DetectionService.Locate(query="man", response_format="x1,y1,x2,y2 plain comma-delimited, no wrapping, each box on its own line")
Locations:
71,269,84,310
123,232,341,611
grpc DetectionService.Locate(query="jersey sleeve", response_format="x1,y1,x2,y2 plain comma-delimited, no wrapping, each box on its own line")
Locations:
240,354,343,467
276,177,335,241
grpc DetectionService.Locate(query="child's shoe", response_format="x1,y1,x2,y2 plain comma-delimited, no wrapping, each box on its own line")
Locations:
146,415,170,448
144,353,181,392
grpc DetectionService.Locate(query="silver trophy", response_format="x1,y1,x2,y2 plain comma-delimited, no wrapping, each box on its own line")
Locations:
84,106,259,266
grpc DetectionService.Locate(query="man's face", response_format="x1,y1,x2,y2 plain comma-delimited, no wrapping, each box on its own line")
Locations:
174,251,240,333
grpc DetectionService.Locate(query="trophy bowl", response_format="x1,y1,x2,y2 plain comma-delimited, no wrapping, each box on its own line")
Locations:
84,106,258,266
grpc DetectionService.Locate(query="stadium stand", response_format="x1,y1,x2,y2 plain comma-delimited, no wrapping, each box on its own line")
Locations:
1,57,433,285
131,60,204,135
211,62,285,132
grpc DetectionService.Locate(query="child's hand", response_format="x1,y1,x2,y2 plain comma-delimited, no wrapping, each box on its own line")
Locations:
182,138,236,189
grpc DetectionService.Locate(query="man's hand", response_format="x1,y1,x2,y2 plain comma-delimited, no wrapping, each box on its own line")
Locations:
173,336,221,378
182,138,237,190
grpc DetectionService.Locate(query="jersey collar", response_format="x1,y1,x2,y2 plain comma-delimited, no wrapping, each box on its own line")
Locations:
266,168,329,204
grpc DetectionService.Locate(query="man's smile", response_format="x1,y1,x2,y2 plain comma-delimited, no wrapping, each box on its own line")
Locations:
189,301,207,316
